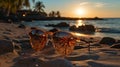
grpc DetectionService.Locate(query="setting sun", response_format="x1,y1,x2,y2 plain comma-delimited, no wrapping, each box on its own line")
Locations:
75,8,86,17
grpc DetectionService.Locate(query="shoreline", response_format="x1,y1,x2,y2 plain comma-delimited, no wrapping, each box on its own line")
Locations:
20,17,104,22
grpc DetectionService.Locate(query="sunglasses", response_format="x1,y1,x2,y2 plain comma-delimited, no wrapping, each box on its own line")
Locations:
29,28,76,56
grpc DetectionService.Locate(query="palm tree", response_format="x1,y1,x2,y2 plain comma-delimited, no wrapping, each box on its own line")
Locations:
51,11,55,17
0,0,30,16
34,1,45,13
56,11,61,17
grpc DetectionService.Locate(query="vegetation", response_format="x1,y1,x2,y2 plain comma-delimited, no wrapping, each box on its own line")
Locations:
0,0,31,16
34,1,45,13
49,11,61,17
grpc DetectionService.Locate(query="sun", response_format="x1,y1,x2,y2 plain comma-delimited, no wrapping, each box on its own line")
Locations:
75,8,86,17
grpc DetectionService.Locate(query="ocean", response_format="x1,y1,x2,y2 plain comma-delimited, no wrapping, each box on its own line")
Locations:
23,18,120,39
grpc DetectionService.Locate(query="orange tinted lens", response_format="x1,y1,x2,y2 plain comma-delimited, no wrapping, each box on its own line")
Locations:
29,29,47,51
53,31,76,56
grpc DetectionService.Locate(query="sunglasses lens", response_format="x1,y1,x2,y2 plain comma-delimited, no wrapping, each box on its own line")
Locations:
29,29,47,51
53,31,76,56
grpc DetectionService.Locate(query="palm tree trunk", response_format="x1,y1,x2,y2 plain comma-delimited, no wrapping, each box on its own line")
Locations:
7,0,11,16
7,5,11,16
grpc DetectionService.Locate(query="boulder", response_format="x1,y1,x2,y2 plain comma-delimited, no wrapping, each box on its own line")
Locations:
45,24,55,27
111,43,120,49
83,25,95,32
0,40,13,55
69,25,77,31
99,37,116,45
18,24,26,28
69,25,95,34
56,22,69,27
45,22,69,27
13,39,31,50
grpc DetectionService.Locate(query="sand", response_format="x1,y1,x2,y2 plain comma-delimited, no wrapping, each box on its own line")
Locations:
0,22,120,67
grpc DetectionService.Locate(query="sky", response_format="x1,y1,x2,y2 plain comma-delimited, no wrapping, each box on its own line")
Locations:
30,0,120,18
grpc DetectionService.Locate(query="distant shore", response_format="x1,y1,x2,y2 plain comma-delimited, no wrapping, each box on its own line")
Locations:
20,17,104,21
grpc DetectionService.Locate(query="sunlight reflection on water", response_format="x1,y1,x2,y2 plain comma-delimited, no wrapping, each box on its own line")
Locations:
71,32,87,37
75,20,85,27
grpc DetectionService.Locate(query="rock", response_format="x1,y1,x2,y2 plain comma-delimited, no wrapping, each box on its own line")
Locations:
13,39,31,50
45,24,55,27
20,42,31,50
111,43,120,49
84,25,95,32
69,25,77,31
99,37,116,45
45,22,69,27
69,25,95,34
56,22,69,27
18,24,26,28
0,40,13,55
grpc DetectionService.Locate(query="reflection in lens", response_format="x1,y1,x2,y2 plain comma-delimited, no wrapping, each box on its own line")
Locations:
53,31,76,56
29,29,47,51
31,30,36,35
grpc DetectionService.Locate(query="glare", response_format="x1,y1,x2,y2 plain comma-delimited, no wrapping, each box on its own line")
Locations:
75,20,85,27
75,8,86,17
23,14,26,17
71,32,86,37
76,9,85,15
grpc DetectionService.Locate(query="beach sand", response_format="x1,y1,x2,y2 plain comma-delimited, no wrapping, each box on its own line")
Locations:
0,22,120,67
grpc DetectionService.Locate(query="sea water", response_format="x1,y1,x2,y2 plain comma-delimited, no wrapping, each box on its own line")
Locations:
23,18,120,39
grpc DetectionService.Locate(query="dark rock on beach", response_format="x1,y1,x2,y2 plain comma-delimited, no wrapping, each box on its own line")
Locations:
69,25,76,31
56,22,69,27
0,40,13,55
45,22,69,27
99,37,116,45
18,24,26,29
13,39,31,50
69,25,95,34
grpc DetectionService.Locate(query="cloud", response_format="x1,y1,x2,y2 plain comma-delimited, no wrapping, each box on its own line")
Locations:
79,2,89,6
95,3,106,7
79,2,107,8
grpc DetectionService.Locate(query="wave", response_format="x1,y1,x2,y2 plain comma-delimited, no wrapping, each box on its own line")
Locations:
97,28,120,33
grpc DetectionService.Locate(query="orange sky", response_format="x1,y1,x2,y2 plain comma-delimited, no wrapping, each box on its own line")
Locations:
31,0,120,18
